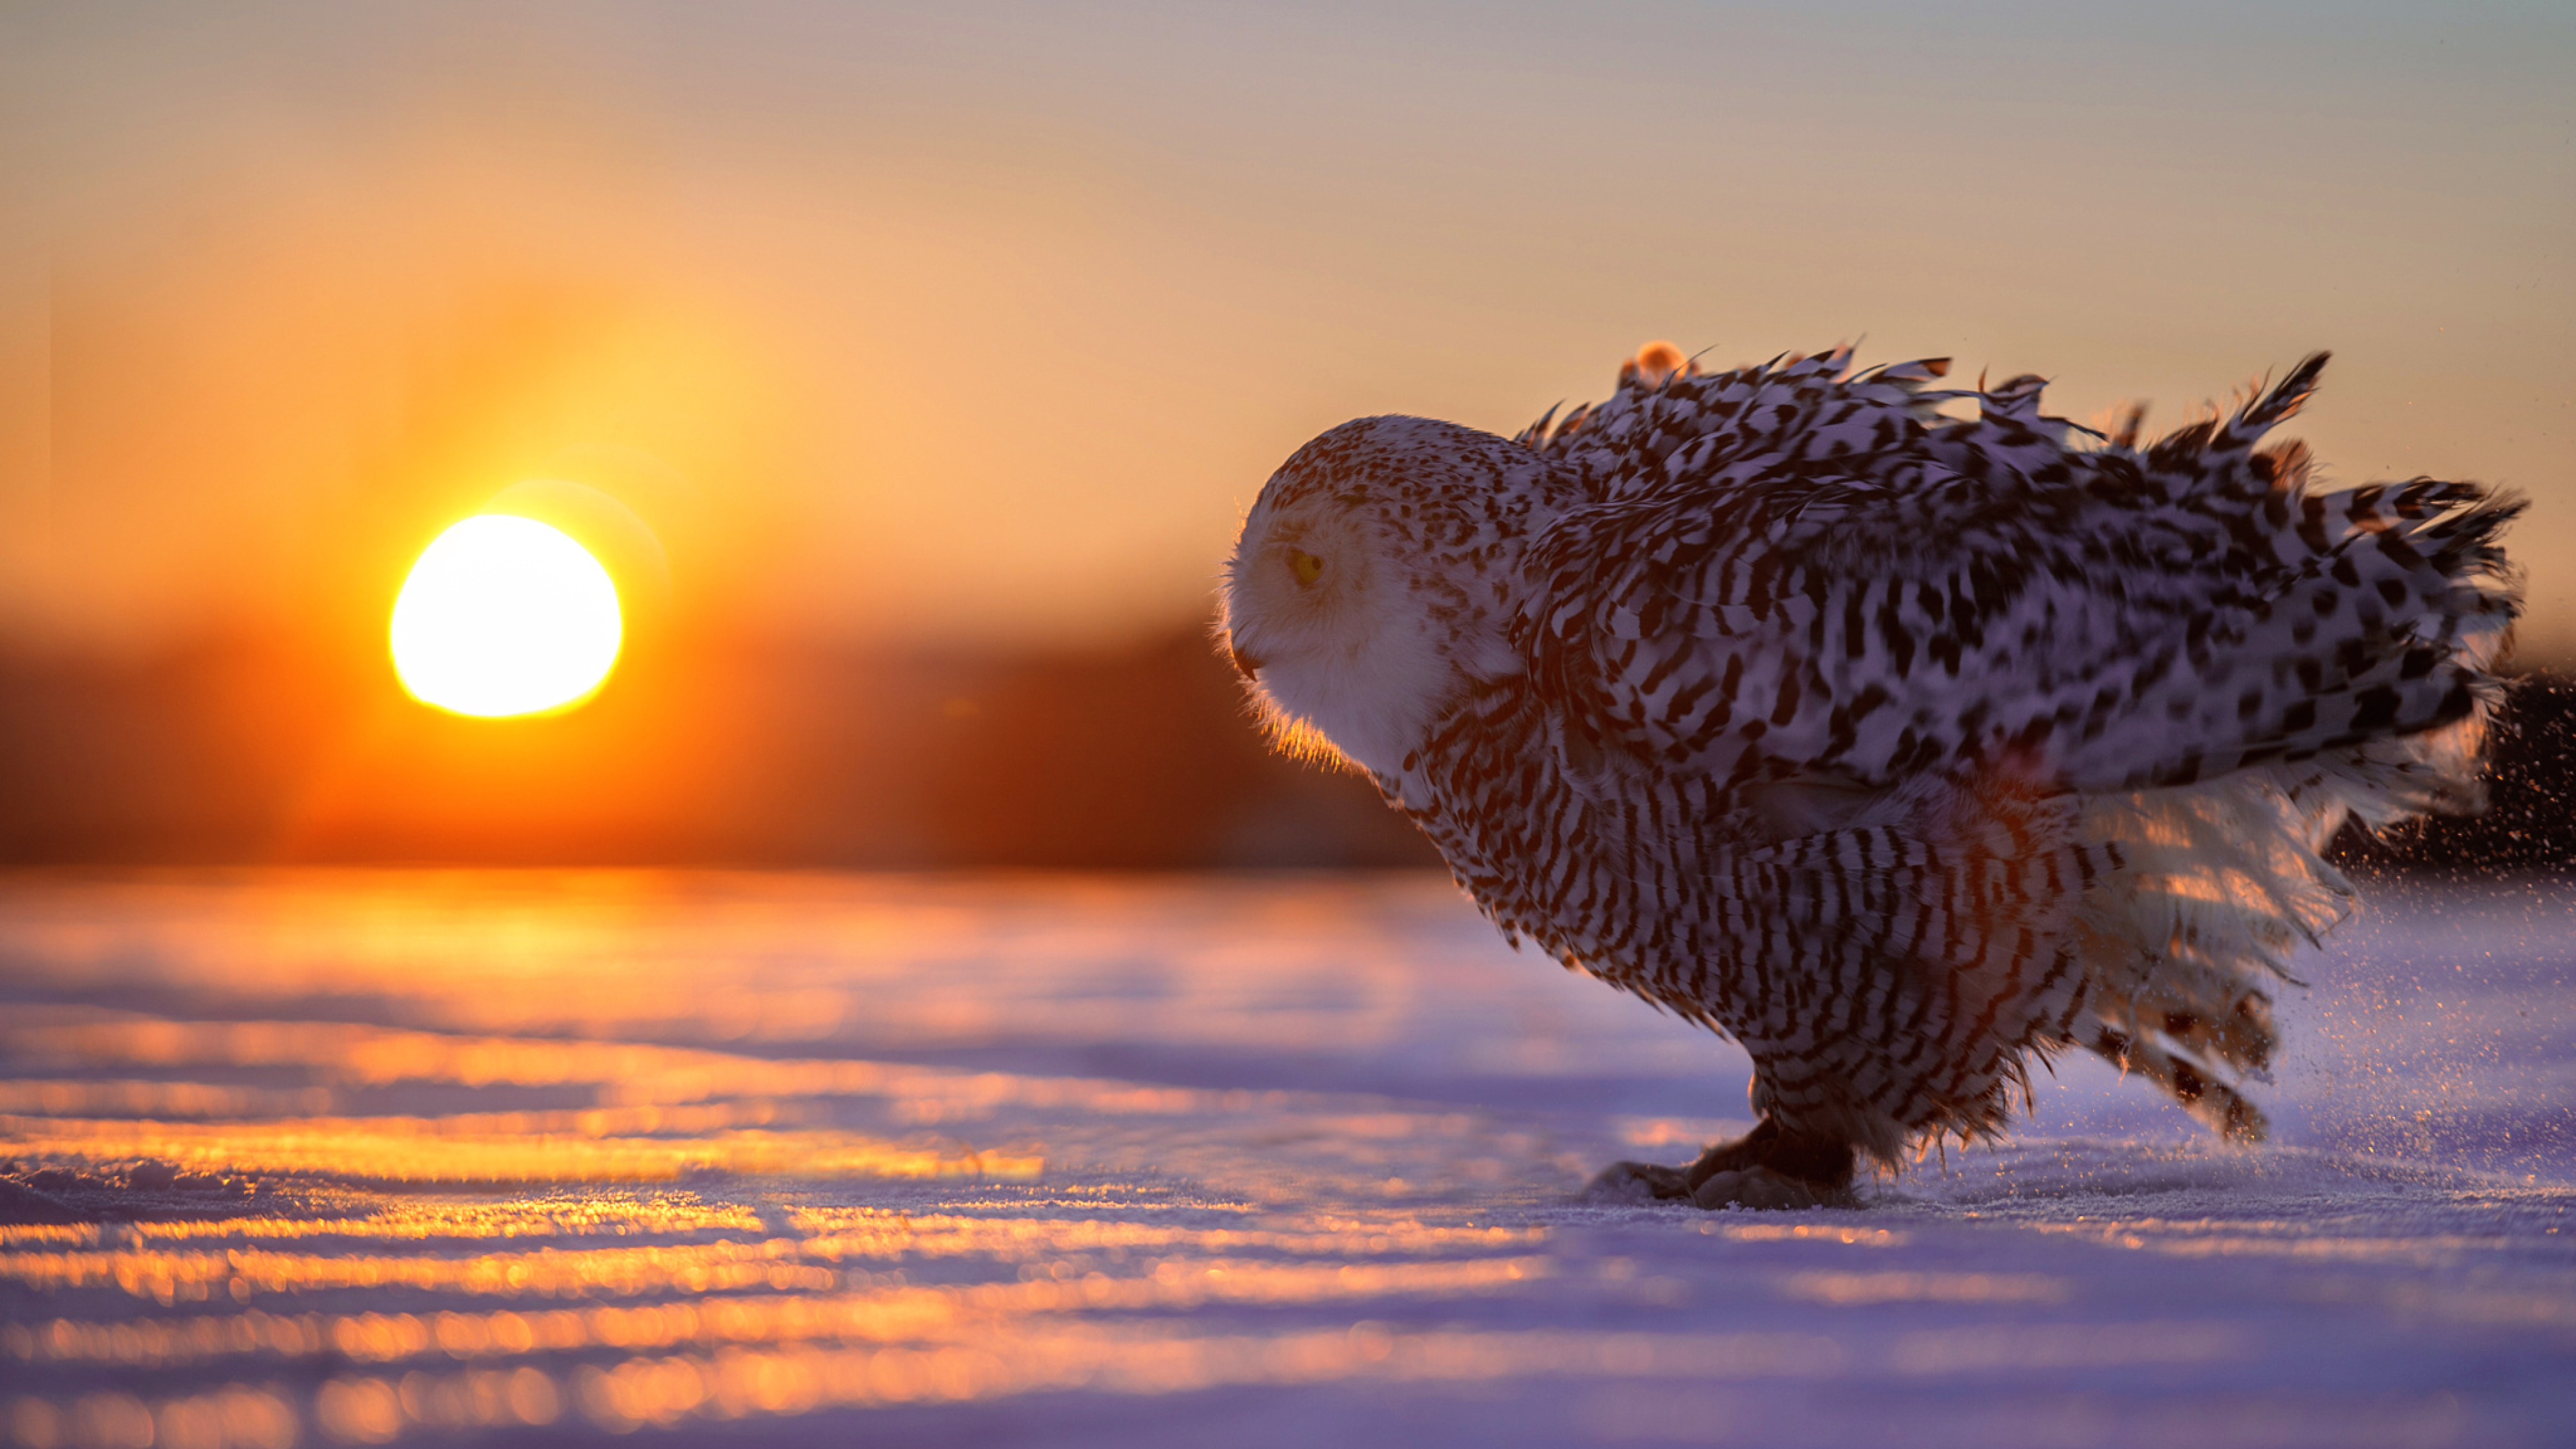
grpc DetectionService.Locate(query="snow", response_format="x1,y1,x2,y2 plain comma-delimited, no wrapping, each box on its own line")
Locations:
0,869,2569,1447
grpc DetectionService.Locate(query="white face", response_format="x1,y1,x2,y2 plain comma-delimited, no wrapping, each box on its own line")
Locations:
1220,493,1457,780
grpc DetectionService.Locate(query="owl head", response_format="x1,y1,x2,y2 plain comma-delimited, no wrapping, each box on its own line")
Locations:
1220,415,1568,779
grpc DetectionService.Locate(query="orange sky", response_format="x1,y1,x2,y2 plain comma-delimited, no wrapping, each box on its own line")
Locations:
2,2,2569,661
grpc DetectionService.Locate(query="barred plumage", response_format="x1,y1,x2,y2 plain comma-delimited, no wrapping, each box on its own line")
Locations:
1220,341,2520,1205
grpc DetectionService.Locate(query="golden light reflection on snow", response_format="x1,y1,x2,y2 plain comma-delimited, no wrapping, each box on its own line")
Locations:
6,1326,1846,1447
6,1256,1555,1368
0,873,1573,1062
0,875,1631,1447
3,873,2567,1447
0,1011,1282,1124
5,1387,303,1449
3,1197,763,1246
1,1117,1040,1189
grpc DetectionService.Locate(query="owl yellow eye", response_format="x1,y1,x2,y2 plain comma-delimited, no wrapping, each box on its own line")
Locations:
1289,549,1327,588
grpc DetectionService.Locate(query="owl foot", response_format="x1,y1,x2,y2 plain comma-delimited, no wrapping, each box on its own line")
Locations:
1683,1117,1856,1209
1583,1161,1695,1202
1583,1118,1856,1209
1689,1166,1830,1210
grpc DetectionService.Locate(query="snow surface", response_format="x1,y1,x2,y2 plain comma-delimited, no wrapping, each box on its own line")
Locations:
0,869,2569,1447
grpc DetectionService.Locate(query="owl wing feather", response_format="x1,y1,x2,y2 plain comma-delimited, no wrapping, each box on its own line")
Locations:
1513,350,2520,804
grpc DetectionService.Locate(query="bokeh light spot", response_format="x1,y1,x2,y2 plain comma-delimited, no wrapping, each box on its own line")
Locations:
390,515,623,718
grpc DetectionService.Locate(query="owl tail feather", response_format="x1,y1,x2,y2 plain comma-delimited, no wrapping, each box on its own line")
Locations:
2073,1003,2267,1142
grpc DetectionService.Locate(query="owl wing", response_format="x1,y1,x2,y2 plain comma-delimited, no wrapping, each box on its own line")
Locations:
1517,343,1953,503
1513,351,2519,800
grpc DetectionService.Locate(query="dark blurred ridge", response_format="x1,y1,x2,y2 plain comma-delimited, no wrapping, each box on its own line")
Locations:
0,627,1439,869
0,633,2563,871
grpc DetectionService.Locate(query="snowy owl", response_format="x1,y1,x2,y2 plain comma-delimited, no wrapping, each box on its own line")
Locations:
1220,341,2520,1208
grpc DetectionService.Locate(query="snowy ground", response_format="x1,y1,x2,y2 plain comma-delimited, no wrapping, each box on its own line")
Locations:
0,869,2569,1448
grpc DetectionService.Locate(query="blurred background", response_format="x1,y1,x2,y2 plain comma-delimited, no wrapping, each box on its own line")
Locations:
1,1,2568,868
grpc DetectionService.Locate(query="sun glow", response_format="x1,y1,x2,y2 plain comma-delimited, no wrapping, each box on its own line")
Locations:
390,515,624,718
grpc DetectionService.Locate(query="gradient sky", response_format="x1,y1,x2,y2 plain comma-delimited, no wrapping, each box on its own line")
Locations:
3,1,2569,659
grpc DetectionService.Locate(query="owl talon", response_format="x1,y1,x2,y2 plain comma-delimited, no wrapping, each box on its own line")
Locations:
1585,1118,1860,1208
1690,1166,1835,1211
1583,1161,1695,1202
1674,1117,1856,1209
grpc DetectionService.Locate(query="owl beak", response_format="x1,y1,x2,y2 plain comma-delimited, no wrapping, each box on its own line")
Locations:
1228,641,1265,680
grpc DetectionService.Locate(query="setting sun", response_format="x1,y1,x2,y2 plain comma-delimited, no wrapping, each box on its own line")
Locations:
390,515,624,718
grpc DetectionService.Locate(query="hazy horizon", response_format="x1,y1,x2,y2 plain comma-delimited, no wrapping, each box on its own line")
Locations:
3,1,2570,663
